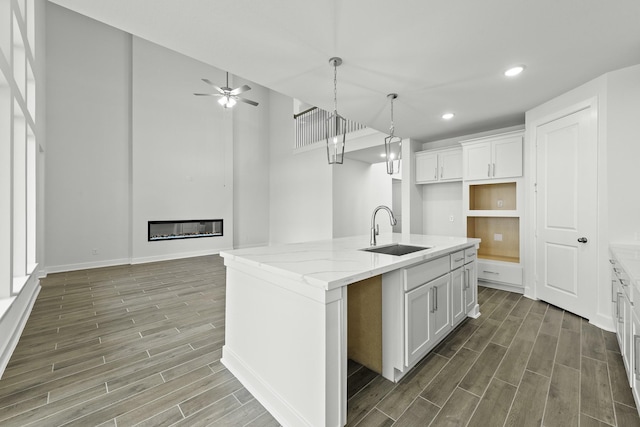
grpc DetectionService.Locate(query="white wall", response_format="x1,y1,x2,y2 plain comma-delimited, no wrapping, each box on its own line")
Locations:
268,93,332,244
45,6,272,270
606,64,640,242
45,4,131,271
333,161,393,238
422,182,464,236
233,77,270,249
131,37,234,262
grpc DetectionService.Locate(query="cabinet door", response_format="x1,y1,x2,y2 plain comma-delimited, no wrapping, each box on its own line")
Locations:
463,142,492,180
493,137,522,178
431,274,451,342
464,261,477,314
439,149,462,181
451,268,465,326
624,292,633,382
415,152,438,183
632,317,640,406
405,282,432,366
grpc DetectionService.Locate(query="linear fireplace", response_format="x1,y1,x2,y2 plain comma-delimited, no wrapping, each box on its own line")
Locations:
148,219,223,241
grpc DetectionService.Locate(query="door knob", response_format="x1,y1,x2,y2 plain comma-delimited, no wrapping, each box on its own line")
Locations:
577,237,588,243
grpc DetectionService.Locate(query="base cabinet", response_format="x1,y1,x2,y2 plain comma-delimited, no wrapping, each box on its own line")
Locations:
405,274,450,367
464,261,477,314
391,246,479,380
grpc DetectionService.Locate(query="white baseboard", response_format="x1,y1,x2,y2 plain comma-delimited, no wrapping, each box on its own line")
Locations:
131,248,227,265
44,258,131,275
0,276,40,378
479,280,525,294
221,346,314,427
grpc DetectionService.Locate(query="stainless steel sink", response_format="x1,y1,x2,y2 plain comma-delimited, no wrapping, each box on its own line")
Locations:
360,244,432,256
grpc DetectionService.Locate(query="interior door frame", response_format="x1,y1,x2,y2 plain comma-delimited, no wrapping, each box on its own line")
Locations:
524,96,607,326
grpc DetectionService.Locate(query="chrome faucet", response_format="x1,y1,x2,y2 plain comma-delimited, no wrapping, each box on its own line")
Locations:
370,205,397,246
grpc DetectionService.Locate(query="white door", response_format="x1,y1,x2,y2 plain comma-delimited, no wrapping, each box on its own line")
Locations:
536,107,597,319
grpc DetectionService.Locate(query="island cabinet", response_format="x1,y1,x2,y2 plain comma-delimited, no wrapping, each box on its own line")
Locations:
221,234,480,427
383,245,480,382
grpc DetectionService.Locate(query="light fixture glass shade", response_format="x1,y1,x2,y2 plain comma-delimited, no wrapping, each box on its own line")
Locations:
218,96,236,108
384,134,402,174
384,93,401,174
326,111,347,164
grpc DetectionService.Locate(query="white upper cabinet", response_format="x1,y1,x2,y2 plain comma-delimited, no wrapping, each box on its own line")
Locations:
415,147,462,184
461,131,523,180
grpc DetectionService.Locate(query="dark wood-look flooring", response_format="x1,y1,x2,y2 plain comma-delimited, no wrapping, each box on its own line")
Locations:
0,255,638,427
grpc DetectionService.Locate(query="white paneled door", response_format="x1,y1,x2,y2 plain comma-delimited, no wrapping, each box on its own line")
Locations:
535,107,597,319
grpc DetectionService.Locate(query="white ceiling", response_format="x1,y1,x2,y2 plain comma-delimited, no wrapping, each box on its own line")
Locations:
48,0,640,143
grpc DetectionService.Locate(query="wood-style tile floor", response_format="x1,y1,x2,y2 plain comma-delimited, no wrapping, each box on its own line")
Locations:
0,255,638,426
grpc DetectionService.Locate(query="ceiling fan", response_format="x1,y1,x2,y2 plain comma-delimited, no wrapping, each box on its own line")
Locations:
194,72,259,108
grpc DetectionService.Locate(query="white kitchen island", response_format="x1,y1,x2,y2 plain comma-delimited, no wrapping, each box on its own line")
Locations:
220,234,480,427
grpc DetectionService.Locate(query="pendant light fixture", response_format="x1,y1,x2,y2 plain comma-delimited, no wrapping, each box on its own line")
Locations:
384,93,402,174
325,57,347,165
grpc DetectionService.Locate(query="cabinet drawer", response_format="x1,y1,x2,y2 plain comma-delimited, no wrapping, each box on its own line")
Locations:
404,256,450,292
477,261,522,286
464,247,477,264
450,251,465,270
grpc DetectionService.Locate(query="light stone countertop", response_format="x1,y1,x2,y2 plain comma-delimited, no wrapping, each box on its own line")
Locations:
220,233,481,290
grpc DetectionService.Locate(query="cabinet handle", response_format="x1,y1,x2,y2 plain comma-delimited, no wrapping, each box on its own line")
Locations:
612,280,618,303
467,253,475,258
434,167,437,179
487,164,491,177
483,270,499,275
617,293,623,323
635,335,640,381
454,257,465,263
492,163,496,177
610,259,616,265
621,278,628,287
434,286,438,311
431,287,436,313
464,269,469,290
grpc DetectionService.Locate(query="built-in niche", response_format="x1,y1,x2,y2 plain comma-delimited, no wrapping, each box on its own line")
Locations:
148,219,223,241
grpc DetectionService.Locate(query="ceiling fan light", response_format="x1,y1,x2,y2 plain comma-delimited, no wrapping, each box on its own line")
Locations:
226,97,237,108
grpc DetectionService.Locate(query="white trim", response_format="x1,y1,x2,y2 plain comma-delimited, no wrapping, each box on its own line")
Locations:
131,249,227,265
221,346,316,427
0,276,40,378
43,258,132,274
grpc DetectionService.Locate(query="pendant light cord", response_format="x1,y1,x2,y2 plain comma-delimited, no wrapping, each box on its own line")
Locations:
333,62,338,114
389,96,395,136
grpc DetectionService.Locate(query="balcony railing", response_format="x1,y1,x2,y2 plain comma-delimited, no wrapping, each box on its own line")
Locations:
294,107,367,149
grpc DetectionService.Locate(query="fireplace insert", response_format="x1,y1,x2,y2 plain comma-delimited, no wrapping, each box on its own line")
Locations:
148,219,223,241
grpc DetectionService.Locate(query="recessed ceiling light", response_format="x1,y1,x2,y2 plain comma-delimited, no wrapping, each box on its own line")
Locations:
380,153,387,157
442,113,455,120
504,66,525,77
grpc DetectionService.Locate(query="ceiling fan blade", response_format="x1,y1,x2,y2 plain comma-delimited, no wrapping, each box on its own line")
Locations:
236,97,259,106
201,79,225,94
230,85,251,96
194,93,223,97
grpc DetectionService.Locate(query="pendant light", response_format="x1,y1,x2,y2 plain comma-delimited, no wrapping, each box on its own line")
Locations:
384,93,402,174
325,57,347,165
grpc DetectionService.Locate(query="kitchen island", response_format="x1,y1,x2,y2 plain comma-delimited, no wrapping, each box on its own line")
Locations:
220,234,480,427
